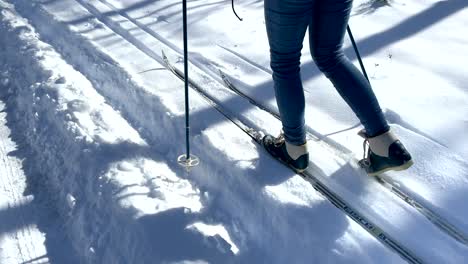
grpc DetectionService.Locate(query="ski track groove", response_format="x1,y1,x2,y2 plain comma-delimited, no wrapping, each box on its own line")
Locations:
216,44,273,75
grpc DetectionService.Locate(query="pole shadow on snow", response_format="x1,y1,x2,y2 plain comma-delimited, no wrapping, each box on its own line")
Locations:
20,255,49,264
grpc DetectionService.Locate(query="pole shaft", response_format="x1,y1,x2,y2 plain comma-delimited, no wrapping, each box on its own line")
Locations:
183,0,190,158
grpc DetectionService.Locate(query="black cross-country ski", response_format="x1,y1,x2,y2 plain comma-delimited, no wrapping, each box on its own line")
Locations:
162,50,423,264
217,69,468,248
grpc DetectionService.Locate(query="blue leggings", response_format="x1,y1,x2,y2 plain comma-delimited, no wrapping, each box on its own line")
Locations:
265,0,389,145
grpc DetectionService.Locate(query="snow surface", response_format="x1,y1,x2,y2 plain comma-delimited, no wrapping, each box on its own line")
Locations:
0,0,467,263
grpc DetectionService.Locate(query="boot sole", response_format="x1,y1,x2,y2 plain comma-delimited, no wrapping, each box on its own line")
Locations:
368,159,414,176
266,151,309,174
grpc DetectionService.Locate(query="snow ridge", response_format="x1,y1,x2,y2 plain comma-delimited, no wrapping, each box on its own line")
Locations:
0,4,154,263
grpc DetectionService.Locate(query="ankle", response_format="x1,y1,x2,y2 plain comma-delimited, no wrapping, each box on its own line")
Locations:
368,130,398,157
285,141,308,160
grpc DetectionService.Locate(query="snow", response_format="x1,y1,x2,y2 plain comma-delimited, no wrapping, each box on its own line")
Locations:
0,0,467,263
0,102,48,264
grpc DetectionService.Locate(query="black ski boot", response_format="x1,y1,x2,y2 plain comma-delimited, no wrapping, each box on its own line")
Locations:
358,129,413,176
262,133,309,172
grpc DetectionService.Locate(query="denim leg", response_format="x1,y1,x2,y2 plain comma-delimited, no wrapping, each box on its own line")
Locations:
309,0,389,137
264,0,313,145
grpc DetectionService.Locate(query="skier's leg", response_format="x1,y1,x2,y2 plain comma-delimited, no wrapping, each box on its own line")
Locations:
308,0,412,174
308,0,389,137
264,0,313,145
263,0,312,171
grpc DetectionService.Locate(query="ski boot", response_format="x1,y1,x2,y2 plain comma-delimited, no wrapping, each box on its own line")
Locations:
262,133,309,172
358,129,413,176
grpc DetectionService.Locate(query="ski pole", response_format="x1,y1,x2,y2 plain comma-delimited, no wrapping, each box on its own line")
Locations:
178,0,199,168
346,25,370,83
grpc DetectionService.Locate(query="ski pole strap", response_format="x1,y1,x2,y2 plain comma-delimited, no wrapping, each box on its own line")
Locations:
232,0,243,21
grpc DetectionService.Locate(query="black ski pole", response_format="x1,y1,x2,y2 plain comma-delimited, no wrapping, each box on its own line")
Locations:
347,25,370,83
178,0,199,168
